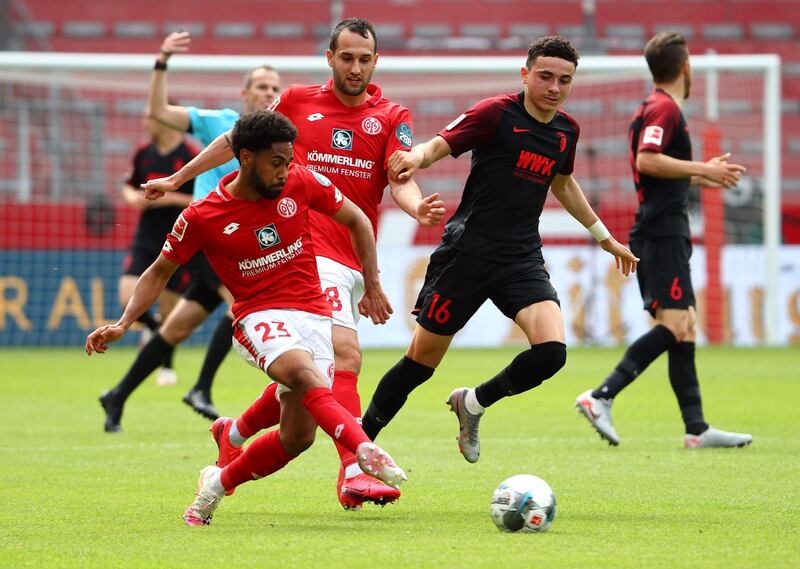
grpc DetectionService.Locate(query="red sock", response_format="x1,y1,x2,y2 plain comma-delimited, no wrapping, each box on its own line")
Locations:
220,429,292,490
332,370,361,467
237,383,281,438
302,386,369,455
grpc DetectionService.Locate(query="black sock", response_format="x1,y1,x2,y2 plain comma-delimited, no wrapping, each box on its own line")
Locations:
136,310,159,331
162,344,175,369
111,333,173,402
668,342,708,435
592,325,677,400
190,316,233,395
475,342,567,408
362,356,435,440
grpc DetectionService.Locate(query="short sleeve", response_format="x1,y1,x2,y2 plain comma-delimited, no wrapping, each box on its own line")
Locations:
559,115,581,176
304,169,345,217
437,96,503,158
124,146,146,187
268,86,294,116
638,99,680,154
187,108,240,146
382,108,414,168
162,207,202,265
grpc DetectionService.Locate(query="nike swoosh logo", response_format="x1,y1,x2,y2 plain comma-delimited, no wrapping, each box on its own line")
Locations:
512,127,530,133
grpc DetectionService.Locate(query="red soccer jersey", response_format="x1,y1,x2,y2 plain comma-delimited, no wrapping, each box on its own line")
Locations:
161,165,344,323
270,79,413,271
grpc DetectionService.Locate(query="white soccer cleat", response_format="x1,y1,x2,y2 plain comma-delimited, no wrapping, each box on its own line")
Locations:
575,389,620,446
156,367,178,387
685,426,753,449
183,465,224,526
356,442,407,490
447,387,483,463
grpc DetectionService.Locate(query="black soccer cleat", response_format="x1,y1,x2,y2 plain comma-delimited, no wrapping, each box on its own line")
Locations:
182,390,219,421
99,390,123,433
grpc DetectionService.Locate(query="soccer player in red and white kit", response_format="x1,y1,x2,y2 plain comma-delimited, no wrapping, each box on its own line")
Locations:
86,110,407,526
143,18,444,509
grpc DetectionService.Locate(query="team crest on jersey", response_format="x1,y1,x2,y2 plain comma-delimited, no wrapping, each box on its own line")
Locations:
395,123,413,148
170,213,188,241
331,128,353,151
557,132,567,153
361,116,382,135
277,197,297,218
643,125,664,146
255,224,281,250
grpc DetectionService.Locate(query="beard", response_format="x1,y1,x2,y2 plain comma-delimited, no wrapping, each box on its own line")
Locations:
250,169,283,199
332,69,370,97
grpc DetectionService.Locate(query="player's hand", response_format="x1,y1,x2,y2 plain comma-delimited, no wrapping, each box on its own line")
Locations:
415,193,446,226
86,325,126,356
357,283,393,325
142,175,179,200
161,31,191,57
388,149,424,182
599,237,639,276
704,153,746,189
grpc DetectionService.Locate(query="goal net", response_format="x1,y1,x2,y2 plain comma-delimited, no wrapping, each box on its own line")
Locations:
0,53,784,347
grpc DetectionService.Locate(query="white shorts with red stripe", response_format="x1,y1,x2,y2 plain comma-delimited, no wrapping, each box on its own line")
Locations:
316,256,364,331
232,309,334,397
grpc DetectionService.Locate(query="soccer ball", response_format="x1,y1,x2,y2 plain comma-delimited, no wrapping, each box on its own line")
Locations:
490,474,557,533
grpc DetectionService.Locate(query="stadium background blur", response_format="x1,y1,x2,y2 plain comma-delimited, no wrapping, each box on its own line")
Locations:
1,0,799,348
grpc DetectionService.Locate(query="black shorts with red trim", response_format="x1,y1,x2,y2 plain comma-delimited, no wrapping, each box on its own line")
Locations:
413,242,560,336
123,242,191,293
630,236,696,317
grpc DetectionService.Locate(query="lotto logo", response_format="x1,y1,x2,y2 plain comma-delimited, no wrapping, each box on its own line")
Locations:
223,222,240,234
162,241,173,253
307,112,324,122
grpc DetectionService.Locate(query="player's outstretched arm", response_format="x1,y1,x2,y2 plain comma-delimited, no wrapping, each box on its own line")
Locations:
389,177,446,227
332,197,393,324
86,255,179,355
147,32,192,132
637,151,745,189
388,135,453,182
142,130,235,199
550,174,639,276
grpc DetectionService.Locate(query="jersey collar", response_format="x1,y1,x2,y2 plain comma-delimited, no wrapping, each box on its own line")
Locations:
322,79,383,107
215,171,237,201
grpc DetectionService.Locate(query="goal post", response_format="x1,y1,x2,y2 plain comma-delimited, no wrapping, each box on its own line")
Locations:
0,52,783,346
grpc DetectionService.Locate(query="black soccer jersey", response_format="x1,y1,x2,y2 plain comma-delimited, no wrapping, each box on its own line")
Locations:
438,91,579,263
125,141,198,246
629,88,692,240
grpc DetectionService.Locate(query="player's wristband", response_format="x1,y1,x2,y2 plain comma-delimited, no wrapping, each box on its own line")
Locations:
588,219,611,242
154,59,168,71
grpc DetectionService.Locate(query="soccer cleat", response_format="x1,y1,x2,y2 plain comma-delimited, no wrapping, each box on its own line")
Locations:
99,390,123,433
575,389,620,446
155,367,178,387
210,417,241,496
355,442,407,490
684,426,753,449
183,465,224,526
337,465,402,510
182,389,219,421
447,387,483,463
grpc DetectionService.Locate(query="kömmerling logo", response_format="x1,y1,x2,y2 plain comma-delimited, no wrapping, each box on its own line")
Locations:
255,224,281,250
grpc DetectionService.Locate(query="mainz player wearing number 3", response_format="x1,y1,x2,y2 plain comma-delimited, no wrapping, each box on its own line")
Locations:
86,110,407,526
359,36,638,463
575,32,752,449
142,18,445,509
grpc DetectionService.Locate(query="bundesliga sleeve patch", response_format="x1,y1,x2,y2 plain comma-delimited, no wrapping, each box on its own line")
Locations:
444,113,466,131
170,212,188,241
642,125,664,146
395,123,413,148
267,95,281,111
311,169,332,187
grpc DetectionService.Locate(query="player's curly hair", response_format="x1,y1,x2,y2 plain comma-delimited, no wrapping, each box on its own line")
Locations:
526,36,580,69
330,18,377,53
645,31,688,83
230,109,297,160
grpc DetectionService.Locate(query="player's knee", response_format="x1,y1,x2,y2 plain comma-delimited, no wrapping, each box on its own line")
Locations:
159,320,192,345
281,427,316,456
333,342,362,374
502,342,566,394
286,366,325,394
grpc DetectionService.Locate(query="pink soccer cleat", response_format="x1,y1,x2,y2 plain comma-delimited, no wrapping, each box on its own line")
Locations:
355,442,407,490
210,418,242,496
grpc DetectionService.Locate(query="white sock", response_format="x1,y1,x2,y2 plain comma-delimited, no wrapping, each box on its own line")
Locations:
209,469,226,496
464,389,485,415
228,421,246,447
344,462,363,479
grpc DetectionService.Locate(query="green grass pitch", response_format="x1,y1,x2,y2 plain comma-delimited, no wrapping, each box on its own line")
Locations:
1,346,798,568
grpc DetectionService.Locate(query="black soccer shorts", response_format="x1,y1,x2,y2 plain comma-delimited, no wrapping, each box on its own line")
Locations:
412,243,560,336
630,236,696,317
182,252,224,314
123,242,190,293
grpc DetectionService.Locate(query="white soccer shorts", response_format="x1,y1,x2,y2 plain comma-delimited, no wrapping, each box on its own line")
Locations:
316,256,365,331
232,309,334,397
